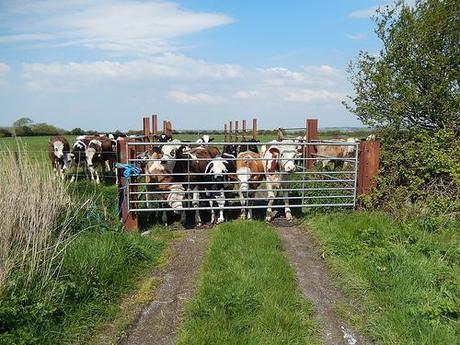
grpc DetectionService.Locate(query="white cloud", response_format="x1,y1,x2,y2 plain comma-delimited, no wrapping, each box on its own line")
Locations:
233,90,260,99
169,90,224,104
349,6,379,18
22,54,242,92
0,0,233,54
285,89,343,103
346,33,367,41
0,62,10,86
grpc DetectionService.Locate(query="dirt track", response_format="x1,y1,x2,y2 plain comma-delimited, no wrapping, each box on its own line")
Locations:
274,219,371,345
120,228,210,345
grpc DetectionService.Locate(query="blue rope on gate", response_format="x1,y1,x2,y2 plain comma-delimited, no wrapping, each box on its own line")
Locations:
115,163,141,216
115,162,141,180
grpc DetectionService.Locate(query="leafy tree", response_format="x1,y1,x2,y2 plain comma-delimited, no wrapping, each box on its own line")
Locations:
69,127,85,135
12,117,33,128
345,0,460,130
31,123,64,135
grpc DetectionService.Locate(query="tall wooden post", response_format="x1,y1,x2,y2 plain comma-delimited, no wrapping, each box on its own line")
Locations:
224,124,228,142
235,120,239,142
165,121,173,136
229,121,233,142
152,114,158,142
242,120,247,139
252,118,257,140
143,116,150,138
163,120,167,134
357,140,381,206
117,137,138,231
306,119,318,169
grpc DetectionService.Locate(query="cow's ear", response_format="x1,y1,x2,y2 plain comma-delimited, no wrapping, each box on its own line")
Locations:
209,137,215,142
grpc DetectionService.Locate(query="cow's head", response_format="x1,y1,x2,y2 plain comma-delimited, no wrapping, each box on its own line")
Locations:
86,139,102,168
223,144,238,157
205,158,229,186
279,141,303,173
196,135,214,144
52,140,65,159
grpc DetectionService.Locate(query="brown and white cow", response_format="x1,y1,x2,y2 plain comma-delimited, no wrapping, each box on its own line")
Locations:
175,146,219,226
48,136,71,180
85,136,117,183
145,150,186,225
236,150,265,220
263,140,302,221
315,138,357,169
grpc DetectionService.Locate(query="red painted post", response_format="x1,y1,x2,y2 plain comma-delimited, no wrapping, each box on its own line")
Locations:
229,121,233,142
357,140,381,206
252,118,257,140
306,119,318,169
117,137,138,231
235,120,239,142
165,121,173,136
242,120,247,139
224,124,228,142
152,114,158,142
143,116,150,138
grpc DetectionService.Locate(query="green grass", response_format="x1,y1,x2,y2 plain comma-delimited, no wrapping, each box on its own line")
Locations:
306,212,459,344
177,220,320,345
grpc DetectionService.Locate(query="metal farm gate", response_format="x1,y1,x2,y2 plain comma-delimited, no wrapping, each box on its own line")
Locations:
116,117,380,230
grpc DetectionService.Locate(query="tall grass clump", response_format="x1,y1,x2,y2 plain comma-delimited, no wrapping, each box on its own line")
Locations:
0,147,73,293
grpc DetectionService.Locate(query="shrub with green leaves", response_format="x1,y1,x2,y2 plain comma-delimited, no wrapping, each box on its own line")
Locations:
368,129,459,215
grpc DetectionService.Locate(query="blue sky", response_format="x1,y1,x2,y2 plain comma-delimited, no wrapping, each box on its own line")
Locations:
0,0,390,131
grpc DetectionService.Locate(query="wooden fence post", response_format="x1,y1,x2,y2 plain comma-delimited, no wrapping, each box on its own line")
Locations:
235,120,239,142
357,140,381,206
117,137,138,231
165,121,173,136
224,124,228,142
242,120,247,139
142,116,150,138
229,121,233,142
306,119,318,169
152,114,158,142
252,118,257,140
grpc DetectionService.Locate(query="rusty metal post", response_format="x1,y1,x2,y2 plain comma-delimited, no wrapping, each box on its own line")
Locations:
165,121,173,136
252,118,257,140
235,120,239,142
242,120,247,139
152,114,158,142
306,119,318,169
117,137,138,231
163,120,167,134
143,116,150,138
224,124,228,142
229,121,233,142
357,140,381,206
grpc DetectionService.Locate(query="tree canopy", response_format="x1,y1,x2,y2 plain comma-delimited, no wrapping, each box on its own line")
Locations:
345,0,459,131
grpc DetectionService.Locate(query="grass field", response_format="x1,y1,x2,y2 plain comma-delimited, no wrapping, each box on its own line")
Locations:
177,221,320,345
306,212,460,344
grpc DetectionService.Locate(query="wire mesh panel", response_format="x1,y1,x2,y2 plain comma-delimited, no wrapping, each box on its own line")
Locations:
123,140,359,216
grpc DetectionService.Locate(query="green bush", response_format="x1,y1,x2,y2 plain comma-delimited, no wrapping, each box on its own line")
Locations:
368,129,460,215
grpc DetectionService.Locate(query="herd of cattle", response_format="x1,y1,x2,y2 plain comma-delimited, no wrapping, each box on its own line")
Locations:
48,132,370,225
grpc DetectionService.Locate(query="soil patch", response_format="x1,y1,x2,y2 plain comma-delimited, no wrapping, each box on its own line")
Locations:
120,228,211,345
275,220,372,345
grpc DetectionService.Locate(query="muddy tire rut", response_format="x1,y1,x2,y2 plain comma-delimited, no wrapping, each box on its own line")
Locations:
274,220,372,345
120,228,210,345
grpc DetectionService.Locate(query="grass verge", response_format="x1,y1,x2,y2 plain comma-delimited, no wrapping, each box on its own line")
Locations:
177,220,319,345
306,211,459,344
